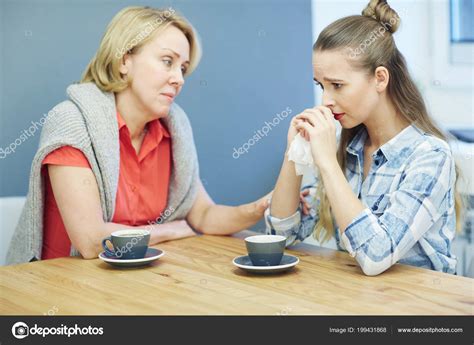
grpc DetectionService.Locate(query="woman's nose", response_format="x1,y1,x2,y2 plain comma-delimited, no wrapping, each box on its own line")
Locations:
321,91,335,107
169,68,185,87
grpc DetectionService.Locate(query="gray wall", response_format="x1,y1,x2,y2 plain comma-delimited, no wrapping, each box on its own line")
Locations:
0,0,314,230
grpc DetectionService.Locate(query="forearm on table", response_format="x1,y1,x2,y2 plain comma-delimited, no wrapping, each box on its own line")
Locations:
80,221,195,259
197,204,259,235
270,150,303,219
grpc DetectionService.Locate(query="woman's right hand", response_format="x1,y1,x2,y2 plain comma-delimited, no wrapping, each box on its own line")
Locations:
287,113,310,149
287,116,299,145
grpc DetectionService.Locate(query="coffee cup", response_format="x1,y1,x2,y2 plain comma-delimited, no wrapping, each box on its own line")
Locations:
245,234,286,266
101,229,150,259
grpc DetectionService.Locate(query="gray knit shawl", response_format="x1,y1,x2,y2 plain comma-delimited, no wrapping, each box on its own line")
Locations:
6,82,199,265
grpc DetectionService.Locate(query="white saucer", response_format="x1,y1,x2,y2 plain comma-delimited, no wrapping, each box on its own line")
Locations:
232,254,299,274
98,248,165,267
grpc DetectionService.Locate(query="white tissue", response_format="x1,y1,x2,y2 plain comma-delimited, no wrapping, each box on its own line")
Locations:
287,133,318,176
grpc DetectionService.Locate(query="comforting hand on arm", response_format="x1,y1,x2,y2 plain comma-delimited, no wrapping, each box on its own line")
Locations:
186,180,270,235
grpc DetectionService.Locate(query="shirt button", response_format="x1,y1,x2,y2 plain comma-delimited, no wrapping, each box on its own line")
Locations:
131,186,137,192
374,158,380,166
372,205,378,211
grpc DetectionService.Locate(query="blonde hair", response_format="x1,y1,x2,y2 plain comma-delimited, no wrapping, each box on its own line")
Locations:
312,0,464,242
81,6,202,92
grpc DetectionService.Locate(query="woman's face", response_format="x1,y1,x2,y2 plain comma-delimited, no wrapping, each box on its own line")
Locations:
120,25,190,118
312,49,379,128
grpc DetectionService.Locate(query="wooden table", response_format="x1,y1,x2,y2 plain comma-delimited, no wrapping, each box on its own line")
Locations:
1,232,473,315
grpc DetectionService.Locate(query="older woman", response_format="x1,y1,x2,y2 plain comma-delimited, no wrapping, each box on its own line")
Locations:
7,6,268,264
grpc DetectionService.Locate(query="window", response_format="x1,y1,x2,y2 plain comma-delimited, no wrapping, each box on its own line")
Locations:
450,0,474,43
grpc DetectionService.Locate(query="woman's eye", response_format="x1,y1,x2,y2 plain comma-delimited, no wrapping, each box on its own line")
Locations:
181,66,187,74
162,58,173,67
333,83,342,89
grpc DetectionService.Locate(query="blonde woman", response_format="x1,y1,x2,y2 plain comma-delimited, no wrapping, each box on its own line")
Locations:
266,0,461,276
7,6,269,264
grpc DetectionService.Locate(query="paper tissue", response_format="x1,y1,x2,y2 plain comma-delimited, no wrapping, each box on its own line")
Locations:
287,133,318,176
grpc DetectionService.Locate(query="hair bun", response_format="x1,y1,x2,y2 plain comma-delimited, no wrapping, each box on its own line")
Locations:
362,0,400,34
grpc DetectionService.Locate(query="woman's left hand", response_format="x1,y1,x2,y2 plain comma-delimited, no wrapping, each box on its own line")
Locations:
293,106,338,170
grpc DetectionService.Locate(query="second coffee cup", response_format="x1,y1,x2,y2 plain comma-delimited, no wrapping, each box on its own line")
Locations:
245,234,286,266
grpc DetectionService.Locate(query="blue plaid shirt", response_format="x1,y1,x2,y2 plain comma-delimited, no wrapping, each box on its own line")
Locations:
265,124,457,275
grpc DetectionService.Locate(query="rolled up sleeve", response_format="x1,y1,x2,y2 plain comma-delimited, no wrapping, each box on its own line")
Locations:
265,208,301,246
265,184,320,247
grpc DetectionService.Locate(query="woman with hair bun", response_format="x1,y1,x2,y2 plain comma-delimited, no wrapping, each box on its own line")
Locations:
266,0,462,275
7,6,269,264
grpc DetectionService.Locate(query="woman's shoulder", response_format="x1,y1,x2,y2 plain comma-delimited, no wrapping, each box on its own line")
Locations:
404,131,455,176
416,131,453,156
39,100,89,146
42,98,83,124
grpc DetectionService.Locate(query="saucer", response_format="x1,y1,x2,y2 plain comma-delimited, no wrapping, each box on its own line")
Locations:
98,248,165,267
232,254,299,274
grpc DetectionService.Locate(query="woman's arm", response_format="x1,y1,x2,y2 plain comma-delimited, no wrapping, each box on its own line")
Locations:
265,178,320,247
295,107,456,275
48,165,196,259
324,149,455,276
185,180,270,235
269,149,303,218
268,116,306,218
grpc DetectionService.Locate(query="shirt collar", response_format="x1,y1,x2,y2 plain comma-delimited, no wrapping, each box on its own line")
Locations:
346,123,424,162
117,111,127,130
346,125,367,158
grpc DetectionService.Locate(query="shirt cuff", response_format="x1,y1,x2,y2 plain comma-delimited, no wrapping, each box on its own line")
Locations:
266,209,301,231
340,208,381,257
264,208,301,247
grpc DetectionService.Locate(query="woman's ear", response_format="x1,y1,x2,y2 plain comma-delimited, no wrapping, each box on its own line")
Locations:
374,66,390,92
119,53,132,76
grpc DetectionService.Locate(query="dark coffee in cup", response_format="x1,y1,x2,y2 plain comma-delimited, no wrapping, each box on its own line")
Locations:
102,229,150,259
245,235,286,266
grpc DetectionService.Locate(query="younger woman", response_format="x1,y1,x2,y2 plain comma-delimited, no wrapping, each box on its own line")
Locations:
266,0,460,275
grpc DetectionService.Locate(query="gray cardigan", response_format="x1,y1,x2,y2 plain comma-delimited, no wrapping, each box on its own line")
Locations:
6,82,199,265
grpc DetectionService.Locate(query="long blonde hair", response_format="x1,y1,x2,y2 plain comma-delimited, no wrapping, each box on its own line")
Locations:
81,6,202,92
312,0,464,242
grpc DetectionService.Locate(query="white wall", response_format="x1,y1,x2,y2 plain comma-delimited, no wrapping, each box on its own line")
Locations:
311,0,473,129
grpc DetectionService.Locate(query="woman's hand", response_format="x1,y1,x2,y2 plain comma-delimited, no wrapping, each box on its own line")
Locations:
293,106,338,171
242,191,272,222
287,117,303,148
287,111,312,147
300,189,311,215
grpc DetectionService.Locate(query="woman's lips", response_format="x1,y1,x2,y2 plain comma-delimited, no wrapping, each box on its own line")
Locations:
161,93,175,102
333,112,345,120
